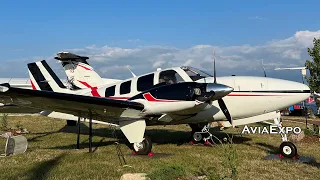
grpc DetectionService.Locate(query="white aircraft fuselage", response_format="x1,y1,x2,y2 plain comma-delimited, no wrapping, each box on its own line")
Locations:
37,65,309,126
3,59,309,157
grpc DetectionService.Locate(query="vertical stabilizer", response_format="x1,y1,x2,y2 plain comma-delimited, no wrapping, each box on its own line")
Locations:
55,52,104,89
28,60,68,93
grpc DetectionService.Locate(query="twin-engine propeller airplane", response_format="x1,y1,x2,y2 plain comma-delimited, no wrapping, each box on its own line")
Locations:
0,55,310,158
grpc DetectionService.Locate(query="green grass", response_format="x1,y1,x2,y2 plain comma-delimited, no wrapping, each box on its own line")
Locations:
146,163,187,180
0,115,319,180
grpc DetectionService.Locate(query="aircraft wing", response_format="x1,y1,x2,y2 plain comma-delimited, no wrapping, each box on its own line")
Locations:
0,83,144,123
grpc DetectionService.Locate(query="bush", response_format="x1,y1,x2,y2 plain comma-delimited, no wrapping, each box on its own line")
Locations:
16,121,24,131
147,164,187,180
196,166,221,180
196,135,238,180
0,113,8,131
220,142,238,179
303,128,314,136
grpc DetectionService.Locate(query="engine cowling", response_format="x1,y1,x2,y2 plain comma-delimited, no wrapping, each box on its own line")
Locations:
129,82,233,115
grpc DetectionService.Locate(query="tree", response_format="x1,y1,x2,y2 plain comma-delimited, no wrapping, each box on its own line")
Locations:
305,38,320,93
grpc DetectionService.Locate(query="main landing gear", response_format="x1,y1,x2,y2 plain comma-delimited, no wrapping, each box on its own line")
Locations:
131,135,153,156
274,114,298,159
189,123,221,145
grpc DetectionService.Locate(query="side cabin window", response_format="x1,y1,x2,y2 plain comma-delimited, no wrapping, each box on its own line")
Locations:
120,80,131,95
137,74,154,91
159,70,184,84
105,85,115,97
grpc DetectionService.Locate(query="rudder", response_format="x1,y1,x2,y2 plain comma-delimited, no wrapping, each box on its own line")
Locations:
55,52,104,89
28,60,67,93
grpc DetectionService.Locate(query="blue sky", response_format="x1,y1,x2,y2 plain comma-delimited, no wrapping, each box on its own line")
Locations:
1,0,320,81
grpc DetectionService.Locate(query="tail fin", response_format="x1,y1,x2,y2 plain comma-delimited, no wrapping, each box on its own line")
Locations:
55,52,104,89
28,60,68,93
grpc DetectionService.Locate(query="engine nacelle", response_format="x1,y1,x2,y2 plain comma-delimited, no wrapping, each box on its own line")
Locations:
133,99,199,115
129,82,233,115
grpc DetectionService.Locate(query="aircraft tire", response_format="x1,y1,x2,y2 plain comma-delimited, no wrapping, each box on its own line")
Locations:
193,132,203,142
133,135,152,155
189,123,206,143
280,141,297,158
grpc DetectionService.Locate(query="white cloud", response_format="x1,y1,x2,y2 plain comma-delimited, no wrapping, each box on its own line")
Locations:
3,30,320,81
248,16,264,20
128,39,141,43
57,30,320,78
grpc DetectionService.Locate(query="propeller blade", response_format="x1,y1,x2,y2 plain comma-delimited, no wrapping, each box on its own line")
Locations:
218,99,233,126
212,50,233,126
213,49,217,84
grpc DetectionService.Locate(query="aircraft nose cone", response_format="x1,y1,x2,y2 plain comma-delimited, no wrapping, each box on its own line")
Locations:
298,83,311,101
206,83,234,100
267,78,311,104
301,83,310,91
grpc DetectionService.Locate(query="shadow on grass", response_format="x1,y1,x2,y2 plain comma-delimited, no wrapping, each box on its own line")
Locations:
10,153,66,180
307,161,320,168
243,142,280,154
28,132,57,142
255,142,279,154
45,124,251,152
246,142,320,168
58,123,115,137
46,138,118,151
146,129,251,146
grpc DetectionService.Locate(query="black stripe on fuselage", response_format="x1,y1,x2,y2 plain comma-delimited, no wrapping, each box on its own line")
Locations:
28,62,53,91
40,60,66,89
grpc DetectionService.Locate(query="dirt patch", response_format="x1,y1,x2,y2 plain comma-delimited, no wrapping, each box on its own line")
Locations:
301,135,320,143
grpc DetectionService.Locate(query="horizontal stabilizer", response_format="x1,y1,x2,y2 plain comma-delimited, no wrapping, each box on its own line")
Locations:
55,52,89,62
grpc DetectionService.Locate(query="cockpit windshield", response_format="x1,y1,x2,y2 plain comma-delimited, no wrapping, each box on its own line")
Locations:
181,66,213,81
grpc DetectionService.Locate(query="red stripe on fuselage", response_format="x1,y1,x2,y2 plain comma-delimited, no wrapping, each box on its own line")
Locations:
78,64,92,71
143,93,178,102
30,80,36,90
77,80,101,97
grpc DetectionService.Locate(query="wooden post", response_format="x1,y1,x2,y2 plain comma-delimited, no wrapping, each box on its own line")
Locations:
77,116,81,149
89,112,93,153
318,125,320,142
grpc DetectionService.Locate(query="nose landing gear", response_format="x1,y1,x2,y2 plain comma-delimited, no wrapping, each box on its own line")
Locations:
190,123,222,145
274,114,298,159
279,141,297,158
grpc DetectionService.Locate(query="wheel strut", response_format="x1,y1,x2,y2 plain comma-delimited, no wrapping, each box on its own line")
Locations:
89,112,93,153
77,116,81,149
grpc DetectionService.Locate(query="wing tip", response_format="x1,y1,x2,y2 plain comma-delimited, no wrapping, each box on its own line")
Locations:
0,83,10,92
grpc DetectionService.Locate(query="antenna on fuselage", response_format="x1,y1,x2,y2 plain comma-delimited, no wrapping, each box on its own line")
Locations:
126,66,136,77
261,59,267,77
213,49,217,83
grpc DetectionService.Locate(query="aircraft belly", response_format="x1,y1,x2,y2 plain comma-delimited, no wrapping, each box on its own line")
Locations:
174,93,307,124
